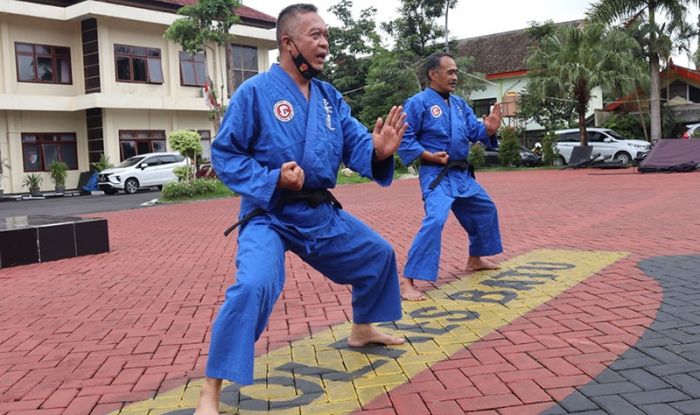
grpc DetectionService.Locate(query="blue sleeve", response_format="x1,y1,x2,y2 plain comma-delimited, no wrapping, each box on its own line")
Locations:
211,84,280,210
397,96,426,165
335,89,394,186
462,100,495,148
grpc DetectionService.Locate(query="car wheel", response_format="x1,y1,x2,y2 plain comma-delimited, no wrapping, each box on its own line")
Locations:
124,178,139,194
553,155,566,167
614,152,632,164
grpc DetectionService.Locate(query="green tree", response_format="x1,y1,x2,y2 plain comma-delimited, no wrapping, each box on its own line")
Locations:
527,23,643,146
468,142,486,168
516,22,577,132
164,0,241,133
383,0,457,58
322,0,382,114
589,0,699,141
169,130,204,182
498,126,521,167
359,50,421,126
541,131,559,166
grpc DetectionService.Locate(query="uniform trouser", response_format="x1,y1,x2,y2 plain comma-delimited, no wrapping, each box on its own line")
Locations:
403,183,503,282
206,210,402,385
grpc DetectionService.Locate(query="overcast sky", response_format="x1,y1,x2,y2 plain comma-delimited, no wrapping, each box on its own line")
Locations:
246,0,699,68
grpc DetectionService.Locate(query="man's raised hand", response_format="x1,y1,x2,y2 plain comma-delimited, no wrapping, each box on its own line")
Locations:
278,161,304,191
372,105,408,161
484,103,503,136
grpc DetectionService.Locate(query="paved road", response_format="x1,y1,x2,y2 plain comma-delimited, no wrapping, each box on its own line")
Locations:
1,168,700,415
0,190,163,219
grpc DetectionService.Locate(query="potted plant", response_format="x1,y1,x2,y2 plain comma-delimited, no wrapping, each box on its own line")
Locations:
48,160,68,193
22,173,43,197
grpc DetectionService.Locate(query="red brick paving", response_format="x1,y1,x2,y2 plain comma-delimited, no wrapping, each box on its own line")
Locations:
1,168,699,414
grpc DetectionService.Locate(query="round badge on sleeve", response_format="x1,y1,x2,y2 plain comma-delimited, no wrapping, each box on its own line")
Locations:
274,100,294,122
430,105,442,118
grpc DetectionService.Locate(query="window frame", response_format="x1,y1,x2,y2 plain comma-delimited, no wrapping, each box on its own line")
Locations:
114,44,164,84
179,51,208,87
118,130,167,161
229,44,259,90
21,132,78,172
15,42,72,84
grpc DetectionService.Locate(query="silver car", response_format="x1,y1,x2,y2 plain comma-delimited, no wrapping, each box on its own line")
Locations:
553,128,652,166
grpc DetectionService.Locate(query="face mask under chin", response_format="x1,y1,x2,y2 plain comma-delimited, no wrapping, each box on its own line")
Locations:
290,41,322,80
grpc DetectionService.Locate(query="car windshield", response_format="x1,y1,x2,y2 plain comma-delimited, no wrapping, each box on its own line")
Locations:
116,156,146,168
605,130,626,140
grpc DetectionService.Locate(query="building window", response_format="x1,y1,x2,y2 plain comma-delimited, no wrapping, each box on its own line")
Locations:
230,44,258,89
119,130,166,160
22,133,78,172
471,98,497,118
15,42,71,84
114,44,163,84
198,130,211,161
180,51,207,87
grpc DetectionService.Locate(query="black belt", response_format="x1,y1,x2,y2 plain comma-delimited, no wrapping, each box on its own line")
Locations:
223,189,343,237
423,159,475,190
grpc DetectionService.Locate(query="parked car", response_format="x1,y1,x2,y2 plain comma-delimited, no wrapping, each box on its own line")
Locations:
98,152,187,194
482,145,542,167
681,123,700,139
552,128,651,166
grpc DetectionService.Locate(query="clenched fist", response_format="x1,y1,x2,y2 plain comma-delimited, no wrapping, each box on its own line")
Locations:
278,161,305,191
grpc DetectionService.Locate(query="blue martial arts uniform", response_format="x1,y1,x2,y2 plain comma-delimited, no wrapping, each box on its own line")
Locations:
398,88,503,282
208,64,402,385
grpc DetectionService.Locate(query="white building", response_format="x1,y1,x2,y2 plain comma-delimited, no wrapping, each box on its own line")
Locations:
0,0,277,194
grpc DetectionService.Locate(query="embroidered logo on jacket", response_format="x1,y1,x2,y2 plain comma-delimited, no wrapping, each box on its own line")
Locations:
322,99,335,131
430,105,442,118
274,100,294,122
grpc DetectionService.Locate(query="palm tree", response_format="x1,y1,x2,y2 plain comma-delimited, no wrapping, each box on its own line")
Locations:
527,23,644,146
589,0,699,141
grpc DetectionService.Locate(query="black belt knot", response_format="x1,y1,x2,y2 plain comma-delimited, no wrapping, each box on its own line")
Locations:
423,159,475,190
223,189,342,237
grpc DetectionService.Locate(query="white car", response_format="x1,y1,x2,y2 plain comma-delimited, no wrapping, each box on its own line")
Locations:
553,128,652,166
98,152,187,194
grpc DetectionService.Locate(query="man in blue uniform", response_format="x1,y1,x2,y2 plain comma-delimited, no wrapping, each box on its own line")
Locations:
195,4,408,414
398,52,503,301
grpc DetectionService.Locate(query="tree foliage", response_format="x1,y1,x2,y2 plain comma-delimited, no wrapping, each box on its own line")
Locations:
322,0,382,115
588,0,699,141
527,23,644,146
164,0,241,132
468,142,486,168
498,126,521,167
382,0,457,58
359,50,421,126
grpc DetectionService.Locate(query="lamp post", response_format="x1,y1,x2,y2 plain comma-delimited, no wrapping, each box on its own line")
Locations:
444,0,449,52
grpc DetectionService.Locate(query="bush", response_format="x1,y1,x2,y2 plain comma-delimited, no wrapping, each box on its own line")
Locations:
162,178,223,199
173,165,192,182
541,131,558,166
468,143,486,168
498,126,521,167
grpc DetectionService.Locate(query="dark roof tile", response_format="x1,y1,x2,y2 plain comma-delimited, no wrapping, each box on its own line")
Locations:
457,20,582,76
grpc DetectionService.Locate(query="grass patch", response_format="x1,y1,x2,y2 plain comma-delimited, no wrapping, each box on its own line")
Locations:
160,178,236,202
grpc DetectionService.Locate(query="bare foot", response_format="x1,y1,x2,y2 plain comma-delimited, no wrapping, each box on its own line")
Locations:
194,377,222,415
348,323,406,347
400,278,426,301
465,256,501,272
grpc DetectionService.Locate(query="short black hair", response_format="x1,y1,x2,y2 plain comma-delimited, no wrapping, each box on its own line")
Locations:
276,4,318,46
425,52,454,82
